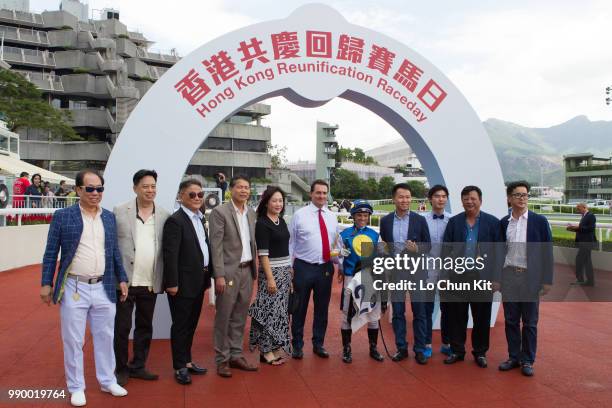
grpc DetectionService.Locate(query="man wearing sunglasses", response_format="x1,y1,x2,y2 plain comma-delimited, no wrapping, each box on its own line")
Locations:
41,169,129,407
113,170,170,386
162,179,213,385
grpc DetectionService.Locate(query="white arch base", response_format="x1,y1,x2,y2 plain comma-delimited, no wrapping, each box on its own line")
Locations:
106,4,505,339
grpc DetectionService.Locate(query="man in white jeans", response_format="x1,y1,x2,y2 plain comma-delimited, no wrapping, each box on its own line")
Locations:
41,169,129,407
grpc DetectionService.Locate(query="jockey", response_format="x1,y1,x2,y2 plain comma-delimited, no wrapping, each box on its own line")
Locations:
338,199,384,363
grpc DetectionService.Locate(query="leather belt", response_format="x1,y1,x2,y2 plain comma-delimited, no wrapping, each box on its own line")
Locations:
239,261,252,268
68,274,103,284
506,266,527,273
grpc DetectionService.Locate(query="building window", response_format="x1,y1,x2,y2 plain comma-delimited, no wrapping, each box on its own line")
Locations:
233,167,266,179
200,137,231,150
186,165,232,179
233,138,266,152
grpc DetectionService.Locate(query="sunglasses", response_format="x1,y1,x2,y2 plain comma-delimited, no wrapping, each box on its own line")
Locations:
188,191,205,199
83,186,104,193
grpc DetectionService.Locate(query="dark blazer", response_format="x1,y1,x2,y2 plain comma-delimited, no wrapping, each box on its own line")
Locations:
380,211,431,277
442,210,503,283
575,211,597,244
41,204,128,304
500,210,554,293
162,207,213,298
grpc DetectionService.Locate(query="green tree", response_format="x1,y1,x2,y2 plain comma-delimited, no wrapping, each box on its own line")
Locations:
407,180,427,198
362,177,380,199
336,145,377,164
331,168,362,199
378,176,395,198
0,69,79,140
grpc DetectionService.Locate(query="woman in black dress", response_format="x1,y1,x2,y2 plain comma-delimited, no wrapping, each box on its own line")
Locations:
248,186,291,365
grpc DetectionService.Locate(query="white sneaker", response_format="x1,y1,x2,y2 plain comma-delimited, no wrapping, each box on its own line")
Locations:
70,391,86,406
101,383,128,397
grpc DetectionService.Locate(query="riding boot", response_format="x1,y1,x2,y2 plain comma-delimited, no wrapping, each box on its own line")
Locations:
368,328,384,362
341,329,352,364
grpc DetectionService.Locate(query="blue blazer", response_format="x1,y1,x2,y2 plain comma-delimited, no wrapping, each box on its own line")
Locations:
500,210,553,292
442,210,503,283
380,211,431,277
41,204,128,304
380,211,431,249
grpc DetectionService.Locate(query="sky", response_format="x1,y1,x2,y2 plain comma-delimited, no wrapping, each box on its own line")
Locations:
30,0,612,162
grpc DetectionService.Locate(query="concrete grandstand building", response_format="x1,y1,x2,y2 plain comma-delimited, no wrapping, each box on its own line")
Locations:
0,0,271,179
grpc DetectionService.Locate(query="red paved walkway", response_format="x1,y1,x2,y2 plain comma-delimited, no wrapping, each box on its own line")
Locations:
0,264,610,407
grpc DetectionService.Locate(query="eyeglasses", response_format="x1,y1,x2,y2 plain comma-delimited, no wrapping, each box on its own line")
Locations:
188,191,205,199
83,186,104,193
511,193,529,199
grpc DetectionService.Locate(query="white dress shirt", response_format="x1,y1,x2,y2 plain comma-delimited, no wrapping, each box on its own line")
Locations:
232,200,252,263
70,205,105,277
504,209,528,268
181,205,209,267
131,215,155,287
289,202,339,264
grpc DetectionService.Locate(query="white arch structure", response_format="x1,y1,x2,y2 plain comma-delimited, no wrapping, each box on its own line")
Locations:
103,4,505,214
102,4,505,336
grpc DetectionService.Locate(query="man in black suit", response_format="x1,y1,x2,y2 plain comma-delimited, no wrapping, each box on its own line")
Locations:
567,203,597,286
163,179,213,385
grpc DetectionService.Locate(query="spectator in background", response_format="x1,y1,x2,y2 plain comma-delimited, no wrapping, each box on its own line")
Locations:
215,172,228,200
56,180,69,207
66,185,78,206
56,180,69,197
25,173,43,208
567,203,597,286
12,171,30,208
42,182,56,208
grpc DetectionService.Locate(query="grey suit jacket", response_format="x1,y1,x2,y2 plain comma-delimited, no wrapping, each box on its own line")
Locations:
209,201,257,280
114,199,170,293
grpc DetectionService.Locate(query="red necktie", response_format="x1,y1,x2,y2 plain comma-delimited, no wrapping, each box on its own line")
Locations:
319,209,330,262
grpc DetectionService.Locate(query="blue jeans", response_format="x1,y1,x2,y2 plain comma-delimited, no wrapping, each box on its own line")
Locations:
391,301,427,353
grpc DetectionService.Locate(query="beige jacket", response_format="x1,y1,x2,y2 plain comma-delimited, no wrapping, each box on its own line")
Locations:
208,201,257,280
114,199,169,293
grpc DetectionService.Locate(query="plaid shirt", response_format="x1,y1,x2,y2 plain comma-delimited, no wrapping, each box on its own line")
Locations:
41,204,128,303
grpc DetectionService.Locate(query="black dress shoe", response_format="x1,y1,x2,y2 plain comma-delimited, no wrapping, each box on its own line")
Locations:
475,356,488,368
498,359,520,371
175,368,191,385
129,368,159,380
313,346,330,358
570,280,585,285
115,370,128,386
443,353,465,364
521,363,534,377
292,349,304,359
580,281,594,287
391,349,408,362
187,362,207,375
